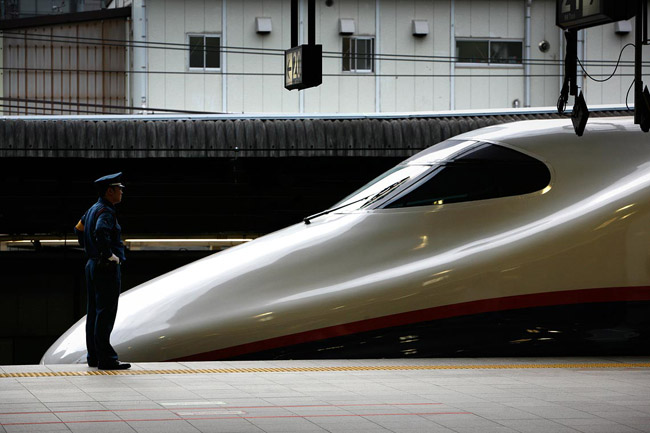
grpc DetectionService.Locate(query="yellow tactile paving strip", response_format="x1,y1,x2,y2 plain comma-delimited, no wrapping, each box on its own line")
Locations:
2,362,650,378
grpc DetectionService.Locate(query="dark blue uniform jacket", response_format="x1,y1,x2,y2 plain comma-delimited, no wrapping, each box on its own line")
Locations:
75,198,126,262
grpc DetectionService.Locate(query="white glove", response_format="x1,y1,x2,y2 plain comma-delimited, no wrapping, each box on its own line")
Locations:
108,253,120,264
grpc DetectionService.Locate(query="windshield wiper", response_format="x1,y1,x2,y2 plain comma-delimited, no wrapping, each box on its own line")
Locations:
303,177,409,225
361,177,410,208
303,195,371,225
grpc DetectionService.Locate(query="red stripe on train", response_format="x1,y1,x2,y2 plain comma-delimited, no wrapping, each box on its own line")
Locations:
171,286,650,362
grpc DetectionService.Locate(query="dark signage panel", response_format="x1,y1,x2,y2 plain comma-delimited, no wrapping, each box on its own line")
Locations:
285,44,322,91
285,46,303,88
557,0,636,30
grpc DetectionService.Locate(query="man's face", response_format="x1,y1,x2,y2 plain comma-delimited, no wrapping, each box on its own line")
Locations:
106,186,123,204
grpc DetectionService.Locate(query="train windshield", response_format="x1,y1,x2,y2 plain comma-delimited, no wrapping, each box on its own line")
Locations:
403,139,478,165
383,143,550,208
331,139,479,212
331,140,549,213
332,165,431,210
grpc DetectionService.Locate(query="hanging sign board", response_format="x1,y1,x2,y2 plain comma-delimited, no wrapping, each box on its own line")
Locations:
557,0,636,30
285,44,322,91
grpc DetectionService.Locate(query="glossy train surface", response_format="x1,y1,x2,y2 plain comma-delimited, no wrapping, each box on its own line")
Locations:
42,117,650,363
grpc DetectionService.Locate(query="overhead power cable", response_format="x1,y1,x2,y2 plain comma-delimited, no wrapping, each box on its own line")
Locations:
0,65,641,79
0,96,222,114
4,29,641,66
578,43,636,83
1,30,645,69
0,102,121,115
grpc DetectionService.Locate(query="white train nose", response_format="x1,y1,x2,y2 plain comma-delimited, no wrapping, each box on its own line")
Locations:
42,118,650,364
42,213,374,363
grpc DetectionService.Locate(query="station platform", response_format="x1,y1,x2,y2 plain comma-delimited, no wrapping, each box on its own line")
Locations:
1,357,650,433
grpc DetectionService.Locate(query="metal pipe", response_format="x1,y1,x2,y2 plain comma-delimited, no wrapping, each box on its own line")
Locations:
524,0,532,107
559,27,564,95
641,2,648,44
308,0,315,45
577,29,584,93
299,0,304,113
291,0,298,47
375,0,380,112
222,0,227,113
131,0,147,111
635,0,643,124
580,29,589,94
450,0,455,110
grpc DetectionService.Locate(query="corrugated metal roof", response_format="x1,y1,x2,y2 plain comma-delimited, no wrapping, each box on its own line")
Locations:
0,110,633,158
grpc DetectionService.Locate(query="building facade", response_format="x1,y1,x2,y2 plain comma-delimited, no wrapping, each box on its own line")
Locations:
1,0,646,114
142,0,644,114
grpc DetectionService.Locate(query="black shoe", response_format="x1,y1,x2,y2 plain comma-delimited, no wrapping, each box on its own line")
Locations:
98,361,131,370
87,360,98,368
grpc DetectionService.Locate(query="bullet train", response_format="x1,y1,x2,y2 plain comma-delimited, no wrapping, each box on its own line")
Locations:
42,117,650,364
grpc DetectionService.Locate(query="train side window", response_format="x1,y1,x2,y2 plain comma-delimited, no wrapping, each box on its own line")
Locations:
384,144,550,208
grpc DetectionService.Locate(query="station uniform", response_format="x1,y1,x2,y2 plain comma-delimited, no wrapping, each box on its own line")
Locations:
74,173,129,370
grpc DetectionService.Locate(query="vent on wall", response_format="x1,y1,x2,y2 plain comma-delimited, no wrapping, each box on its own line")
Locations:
339,18,355,35
412,20,429,36
614,20,632,35
256,17,272,34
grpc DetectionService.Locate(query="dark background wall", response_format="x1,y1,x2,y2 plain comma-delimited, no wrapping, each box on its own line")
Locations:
0,156,401,364
0,111,633,364
1,157,401,236
0,250,211,364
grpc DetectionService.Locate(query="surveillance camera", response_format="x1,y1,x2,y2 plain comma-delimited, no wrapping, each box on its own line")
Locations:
538,40,550,53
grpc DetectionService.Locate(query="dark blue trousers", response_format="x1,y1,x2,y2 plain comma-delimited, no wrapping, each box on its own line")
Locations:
85,259,121,365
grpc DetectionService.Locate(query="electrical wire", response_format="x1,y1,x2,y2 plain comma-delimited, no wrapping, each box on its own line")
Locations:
0,96,221,114
1,30,645,115
558,42,646,116
9,29,645,66
0,65,639,78
626,79,636,111
2,30,646,69
0,102,121,115
578,43,635,83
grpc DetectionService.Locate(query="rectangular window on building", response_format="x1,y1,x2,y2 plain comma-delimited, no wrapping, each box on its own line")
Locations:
189,35,221,69
456,39,522,65
342,36,374,72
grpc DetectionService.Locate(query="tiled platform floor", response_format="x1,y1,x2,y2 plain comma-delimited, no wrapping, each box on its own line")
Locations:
1,357,650,433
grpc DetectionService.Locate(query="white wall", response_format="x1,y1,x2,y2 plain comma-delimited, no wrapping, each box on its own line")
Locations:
143,0,647,114
303,0,377,113
453,0,524,110
378,0,451,112
529,0,562,108
147,0,224,112
226,0,298,113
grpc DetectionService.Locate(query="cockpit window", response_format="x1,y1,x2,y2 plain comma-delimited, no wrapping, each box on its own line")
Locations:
402,139,477,165
384,143,550,208
331,140,477,212
332,165,431,210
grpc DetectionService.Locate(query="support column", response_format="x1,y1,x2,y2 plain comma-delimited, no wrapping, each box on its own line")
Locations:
131,0,147,112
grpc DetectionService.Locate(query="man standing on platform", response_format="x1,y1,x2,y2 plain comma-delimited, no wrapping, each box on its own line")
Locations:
74,172,131,370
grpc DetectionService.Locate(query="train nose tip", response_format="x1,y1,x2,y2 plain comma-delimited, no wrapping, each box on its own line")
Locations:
40,320,88,364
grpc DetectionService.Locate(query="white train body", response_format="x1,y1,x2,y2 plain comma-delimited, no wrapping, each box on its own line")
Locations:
43,117,650,363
